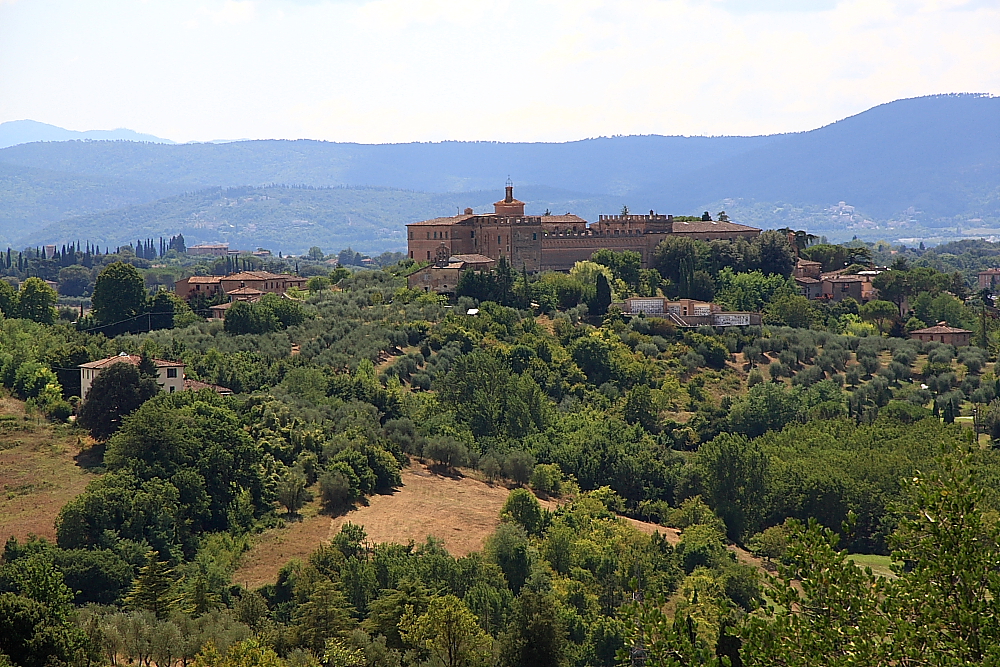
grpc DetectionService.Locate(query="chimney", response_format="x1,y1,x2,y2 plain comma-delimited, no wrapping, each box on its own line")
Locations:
505,176,514,203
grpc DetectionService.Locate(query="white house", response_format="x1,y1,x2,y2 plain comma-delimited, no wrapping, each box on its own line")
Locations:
79,353,185,400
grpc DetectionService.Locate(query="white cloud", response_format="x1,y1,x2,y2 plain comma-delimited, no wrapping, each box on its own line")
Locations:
0,0,996,142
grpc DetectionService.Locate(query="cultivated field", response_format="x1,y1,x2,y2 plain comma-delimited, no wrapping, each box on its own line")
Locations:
0,396,101,543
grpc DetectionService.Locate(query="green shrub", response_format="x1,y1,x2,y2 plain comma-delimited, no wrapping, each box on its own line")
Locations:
530,463,563,497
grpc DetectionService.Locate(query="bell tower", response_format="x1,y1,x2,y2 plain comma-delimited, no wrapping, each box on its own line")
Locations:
494,178,525,216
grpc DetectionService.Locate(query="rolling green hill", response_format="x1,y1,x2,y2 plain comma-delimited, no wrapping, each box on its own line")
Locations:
22,185,622,255
0,162,182,248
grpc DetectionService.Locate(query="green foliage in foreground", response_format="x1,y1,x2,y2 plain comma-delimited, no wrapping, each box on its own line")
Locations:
628,448,1000,665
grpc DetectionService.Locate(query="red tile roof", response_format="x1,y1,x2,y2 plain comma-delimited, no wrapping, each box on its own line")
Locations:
223,271,284,281
671,220,761,234
79,353,183,369
227,287,264,296
184,378,233,395
541,215,587,224
407,214,475,227
450,254,495,264
910,323,973,335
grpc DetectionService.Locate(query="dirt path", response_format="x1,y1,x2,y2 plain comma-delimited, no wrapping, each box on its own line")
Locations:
0,397,100,543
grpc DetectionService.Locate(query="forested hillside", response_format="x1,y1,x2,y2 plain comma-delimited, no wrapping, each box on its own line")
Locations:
3,232,1000,665
0,163,182,248
0,134,774,196
21,185,621,254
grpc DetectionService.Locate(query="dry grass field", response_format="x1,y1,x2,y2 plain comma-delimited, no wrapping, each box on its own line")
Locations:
235,459,558,589
0,396,101,544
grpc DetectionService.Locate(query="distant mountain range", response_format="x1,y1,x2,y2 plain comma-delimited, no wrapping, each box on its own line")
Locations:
0,120,174,150
0,94,996,253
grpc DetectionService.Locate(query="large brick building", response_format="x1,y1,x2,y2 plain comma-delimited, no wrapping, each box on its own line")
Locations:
406,183,761,272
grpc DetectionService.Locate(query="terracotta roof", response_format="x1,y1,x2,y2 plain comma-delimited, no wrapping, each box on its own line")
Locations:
79,353,183,370
209,302,234,311
407,214,475,227
980,268,1000,275
795,277,821,284
223,271,285,281
670,220,761,234
824,275,867,283
911,322,972,335
495,198,525,206
797,258,822,266
541,215,588,224
449,254,495,264
184,378,233,395
184,276,223,284
227,287,264,296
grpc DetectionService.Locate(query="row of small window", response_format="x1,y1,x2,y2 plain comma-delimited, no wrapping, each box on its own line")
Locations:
412,231,452,240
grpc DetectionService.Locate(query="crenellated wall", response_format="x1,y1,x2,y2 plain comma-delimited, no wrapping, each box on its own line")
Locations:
539,232,669,271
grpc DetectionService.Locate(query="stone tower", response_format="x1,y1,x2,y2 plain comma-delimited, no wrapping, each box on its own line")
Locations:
494,178,525,216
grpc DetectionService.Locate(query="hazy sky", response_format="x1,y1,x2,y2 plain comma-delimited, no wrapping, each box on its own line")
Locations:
1,0,997,143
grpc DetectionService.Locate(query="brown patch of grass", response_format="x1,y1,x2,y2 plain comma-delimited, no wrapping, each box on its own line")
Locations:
0,397,101,544
622,516,680,545
235,459,553,589
535,315,557,336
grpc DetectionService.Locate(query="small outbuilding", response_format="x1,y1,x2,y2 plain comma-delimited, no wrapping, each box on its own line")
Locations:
908,322,973,347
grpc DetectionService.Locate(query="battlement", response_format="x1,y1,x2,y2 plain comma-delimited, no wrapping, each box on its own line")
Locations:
597,214,673,223
543,229,593,237
474,215,542,226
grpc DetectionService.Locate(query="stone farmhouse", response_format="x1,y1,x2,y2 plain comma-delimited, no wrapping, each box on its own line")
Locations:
978,268,1000,290
79,353,232,400
909,322,973,346
407,254,495,293
406,183,761,273
79,353,185,400
174,270,307,301
793,259,878,304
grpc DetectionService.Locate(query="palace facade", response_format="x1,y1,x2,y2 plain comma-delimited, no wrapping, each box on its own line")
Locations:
406,183,761,272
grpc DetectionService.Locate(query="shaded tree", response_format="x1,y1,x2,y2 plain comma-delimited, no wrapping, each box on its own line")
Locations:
696,433,769,542
57,265,91,297
77,362,160,440
400,595,492,667
16,278,56,324
92,262,146,325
